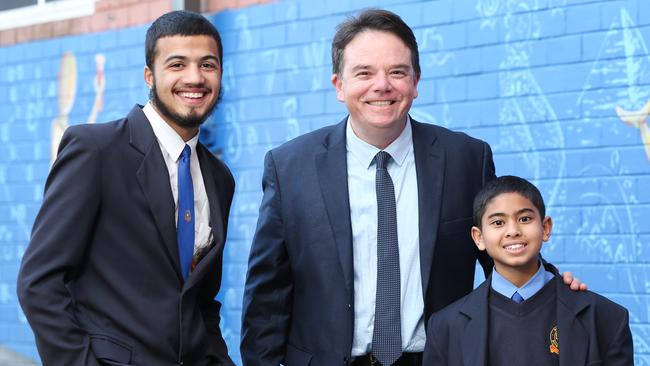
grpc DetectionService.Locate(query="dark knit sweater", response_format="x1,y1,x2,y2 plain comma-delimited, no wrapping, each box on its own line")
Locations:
488,280,559,366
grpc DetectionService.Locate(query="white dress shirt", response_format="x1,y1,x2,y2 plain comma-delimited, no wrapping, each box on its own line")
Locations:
346,117,425,355
142,102,213,260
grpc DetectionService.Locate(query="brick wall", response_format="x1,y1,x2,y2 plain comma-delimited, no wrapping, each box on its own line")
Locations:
0,0,648,364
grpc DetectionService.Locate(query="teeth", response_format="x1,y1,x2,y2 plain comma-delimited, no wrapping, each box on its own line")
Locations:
504,243,525,251
367,101,392,106
179,92,204,98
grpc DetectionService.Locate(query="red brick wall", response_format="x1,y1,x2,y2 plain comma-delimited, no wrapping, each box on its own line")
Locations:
0,0,275,46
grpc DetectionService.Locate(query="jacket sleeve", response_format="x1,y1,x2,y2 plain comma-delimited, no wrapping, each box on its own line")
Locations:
201,165,236,366
477,141,496,277
16,126,102,366
240,151,293,366
201,271,236,366
423,313,449,366
605,308,634,366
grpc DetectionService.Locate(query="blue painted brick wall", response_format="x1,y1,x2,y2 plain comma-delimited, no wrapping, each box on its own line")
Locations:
1,0,650,364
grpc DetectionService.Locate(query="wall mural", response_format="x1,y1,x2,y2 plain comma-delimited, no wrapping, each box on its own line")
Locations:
1,0,649,363
50,52,105,164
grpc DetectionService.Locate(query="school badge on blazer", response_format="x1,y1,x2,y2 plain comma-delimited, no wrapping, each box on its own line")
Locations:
549,325,559,355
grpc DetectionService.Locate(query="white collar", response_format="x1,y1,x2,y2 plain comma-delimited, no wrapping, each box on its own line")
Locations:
143,101,199,161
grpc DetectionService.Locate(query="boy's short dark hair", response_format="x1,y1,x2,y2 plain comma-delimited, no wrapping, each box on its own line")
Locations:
473,175,546,228
331,8,421,78
145,10,223,70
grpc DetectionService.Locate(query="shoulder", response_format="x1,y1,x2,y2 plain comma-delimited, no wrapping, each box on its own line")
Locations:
581,290,629,319
428,288,480,329
270,123,339,156
412,119,489,151
62,118,128,151
556,277,629,323
63,114,129,145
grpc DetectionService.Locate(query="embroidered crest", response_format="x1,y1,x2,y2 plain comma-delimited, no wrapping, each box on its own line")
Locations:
549,325,559,355
184,209,192,223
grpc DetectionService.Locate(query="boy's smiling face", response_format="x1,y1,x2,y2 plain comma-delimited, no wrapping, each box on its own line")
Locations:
471,192,553,286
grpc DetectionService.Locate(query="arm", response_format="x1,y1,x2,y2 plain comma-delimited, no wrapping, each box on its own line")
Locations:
478,141,496,277
17,127,102,366
605,309,634,366
240,151,293,366
201,266,235,366
202,166,236,365
423,314,449,366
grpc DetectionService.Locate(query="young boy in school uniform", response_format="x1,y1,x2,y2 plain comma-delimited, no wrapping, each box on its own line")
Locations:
423,175,634,366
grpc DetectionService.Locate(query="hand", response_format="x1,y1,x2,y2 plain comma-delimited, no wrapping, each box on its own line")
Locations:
562,271,588,291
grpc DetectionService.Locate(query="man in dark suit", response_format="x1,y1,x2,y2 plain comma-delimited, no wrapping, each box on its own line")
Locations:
240,9,493,366
17,11,235,366
240,9,584,366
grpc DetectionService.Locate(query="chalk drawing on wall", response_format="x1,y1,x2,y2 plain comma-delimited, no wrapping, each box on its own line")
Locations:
414,26,455,127
572,6,649,352
50,52,105,165
616,102,650,161
478,0,566,207
606,8,650,163
580,8,650,162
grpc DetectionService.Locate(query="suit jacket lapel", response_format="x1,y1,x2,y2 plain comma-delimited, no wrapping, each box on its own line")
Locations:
556,277,590,365
130,105,182,281
411,119,445,298
315,120,354,291
459,279,490,366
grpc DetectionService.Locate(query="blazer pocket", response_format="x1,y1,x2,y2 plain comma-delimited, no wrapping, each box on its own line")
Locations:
90,335,133,365
438,217,473,236
285,344,313,366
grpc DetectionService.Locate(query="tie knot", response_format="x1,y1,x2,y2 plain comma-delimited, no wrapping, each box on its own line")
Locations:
181,144,191,161
511,291,524,303
375,151,391,170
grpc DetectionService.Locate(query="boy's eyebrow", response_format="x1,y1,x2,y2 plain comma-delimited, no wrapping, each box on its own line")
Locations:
486,207,536,219
517,208,536,215
486,212,505,219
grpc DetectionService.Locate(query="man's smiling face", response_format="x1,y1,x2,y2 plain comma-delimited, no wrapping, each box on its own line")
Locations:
145,34,221,132
332,30,419,147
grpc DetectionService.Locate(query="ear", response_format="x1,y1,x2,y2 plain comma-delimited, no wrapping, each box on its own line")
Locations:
542,216,553,241
331,73,345,102
412,73,420,99
471,226,486,251
144,66,153,89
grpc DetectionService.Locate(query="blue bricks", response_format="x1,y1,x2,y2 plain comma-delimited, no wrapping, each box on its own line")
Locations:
1,0,649,364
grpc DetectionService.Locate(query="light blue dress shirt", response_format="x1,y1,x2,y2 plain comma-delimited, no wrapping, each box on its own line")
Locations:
346,118,425,355
491,260,555,301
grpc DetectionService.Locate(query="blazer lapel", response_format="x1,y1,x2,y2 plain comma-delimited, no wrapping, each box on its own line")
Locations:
556,278,590,366
411,119,445,298
130,105,182,281
315,120,354,291
459,279,490,366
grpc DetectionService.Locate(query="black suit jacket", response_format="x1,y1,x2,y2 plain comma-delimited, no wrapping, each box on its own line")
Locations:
241,118,495,365
17,105,235,366
424,274,634,365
